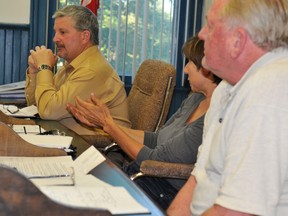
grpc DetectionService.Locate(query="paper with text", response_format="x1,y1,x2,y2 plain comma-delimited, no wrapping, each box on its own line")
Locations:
0,156,73,178
0,146,105,186
40,186,150,215
74,145,106,174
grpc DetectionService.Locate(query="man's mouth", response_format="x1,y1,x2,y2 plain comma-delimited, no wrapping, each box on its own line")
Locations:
56,44,65,50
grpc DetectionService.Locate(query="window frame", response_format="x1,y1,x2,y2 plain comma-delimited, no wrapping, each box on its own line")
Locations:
31,0,204,87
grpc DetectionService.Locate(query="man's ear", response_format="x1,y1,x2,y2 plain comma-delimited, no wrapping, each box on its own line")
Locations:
82,30,91,43
230,28,247,58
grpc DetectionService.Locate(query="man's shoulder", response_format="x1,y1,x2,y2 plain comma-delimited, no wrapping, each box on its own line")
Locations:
72,47,113,71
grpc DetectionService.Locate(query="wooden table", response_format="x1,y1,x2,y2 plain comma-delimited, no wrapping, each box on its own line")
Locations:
34,119,165,216
0,99,165,215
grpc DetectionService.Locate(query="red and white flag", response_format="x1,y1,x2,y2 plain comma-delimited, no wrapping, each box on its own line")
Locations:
81,0,100,15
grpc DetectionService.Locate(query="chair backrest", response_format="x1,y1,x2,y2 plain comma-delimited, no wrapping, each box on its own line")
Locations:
0,122,66,157
0,110,36,125
0,165,111,216
127,59,176,132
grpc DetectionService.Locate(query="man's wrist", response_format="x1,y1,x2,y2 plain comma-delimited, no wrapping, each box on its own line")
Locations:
38,64,52,72
27,70,38,75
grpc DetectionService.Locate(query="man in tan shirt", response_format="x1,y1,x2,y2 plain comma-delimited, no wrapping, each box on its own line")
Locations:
25,5,131,135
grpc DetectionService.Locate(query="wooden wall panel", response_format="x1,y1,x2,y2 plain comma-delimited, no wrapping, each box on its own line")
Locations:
0,27,29,85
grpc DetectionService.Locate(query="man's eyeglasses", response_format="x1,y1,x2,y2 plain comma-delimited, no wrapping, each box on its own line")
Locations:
1,105,19,114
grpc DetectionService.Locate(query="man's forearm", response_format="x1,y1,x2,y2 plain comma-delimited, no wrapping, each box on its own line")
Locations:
202,205,255,216
167,175,196,216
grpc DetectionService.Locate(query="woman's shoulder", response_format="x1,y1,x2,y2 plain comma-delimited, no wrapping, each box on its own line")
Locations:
184,92,205,104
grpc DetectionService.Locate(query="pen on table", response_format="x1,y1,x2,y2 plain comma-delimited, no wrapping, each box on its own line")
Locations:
28,174,71,179
57,147,74,153
23,126,27,134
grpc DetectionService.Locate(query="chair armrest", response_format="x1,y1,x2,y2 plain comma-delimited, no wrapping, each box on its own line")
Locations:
130,160,194,180
102,142,121,154
81,134,113,149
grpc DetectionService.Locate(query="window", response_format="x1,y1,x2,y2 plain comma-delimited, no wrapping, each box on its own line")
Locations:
26,0,204,117
58,0,175,84
55,0,204,87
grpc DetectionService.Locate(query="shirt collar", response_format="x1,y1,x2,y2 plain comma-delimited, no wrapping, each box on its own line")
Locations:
63,45,99,72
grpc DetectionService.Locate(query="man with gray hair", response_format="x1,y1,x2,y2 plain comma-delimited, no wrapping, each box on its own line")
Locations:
167,0,288,215
25,5,131,135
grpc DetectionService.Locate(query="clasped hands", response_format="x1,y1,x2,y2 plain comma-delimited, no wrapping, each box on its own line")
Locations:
28,45,58,74
66,93,114,131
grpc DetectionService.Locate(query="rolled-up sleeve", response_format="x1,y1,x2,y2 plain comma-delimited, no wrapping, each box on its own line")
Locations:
25,70,37,105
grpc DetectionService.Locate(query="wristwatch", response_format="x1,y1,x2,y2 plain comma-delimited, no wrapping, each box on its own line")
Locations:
38,64,52,72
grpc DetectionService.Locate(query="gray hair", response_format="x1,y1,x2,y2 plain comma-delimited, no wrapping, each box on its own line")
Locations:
220,0,288,50
53,5,99,45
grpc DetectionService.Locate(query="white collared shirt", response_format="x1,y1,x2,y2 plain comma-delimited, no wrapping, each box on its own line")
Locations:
191,48,288,216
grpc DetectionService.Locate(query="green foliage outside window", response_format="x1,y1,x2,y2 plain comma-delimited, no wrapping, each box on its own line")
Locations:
58,0,174,78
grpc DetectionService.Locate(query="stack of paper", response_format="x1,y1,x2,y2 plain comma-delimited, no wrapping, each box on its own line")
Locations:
19,134,73,149
0,146,150,214
0,156,75,186
0,104,38,117
0,81,26,99
10,124,72,150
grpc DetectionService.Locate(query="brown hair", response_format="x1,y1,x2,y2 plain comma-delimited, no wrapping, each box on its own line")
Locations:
182,36,222,84
182,36,204,70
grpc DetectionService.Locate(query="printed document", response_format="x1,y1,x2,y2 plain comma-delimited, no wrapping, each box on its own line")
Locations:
0,146,149,214
40,186,150,215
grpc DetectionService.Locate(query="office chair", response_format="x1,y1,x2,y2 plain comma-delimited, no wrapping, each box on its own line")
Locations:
0,110,36,125
0,122,66,157
0,165,112,216
130,160,194,181
127,59,176,132
102,59,176,153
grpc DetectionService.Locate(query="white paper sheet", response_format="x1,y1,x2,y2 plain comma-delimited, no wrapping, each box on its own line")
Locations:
0,104,38,117
39,186,150,215
74,145,106,174
0,146,105,186
0,156,73,186
0,81,25,92
18,134,73,149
